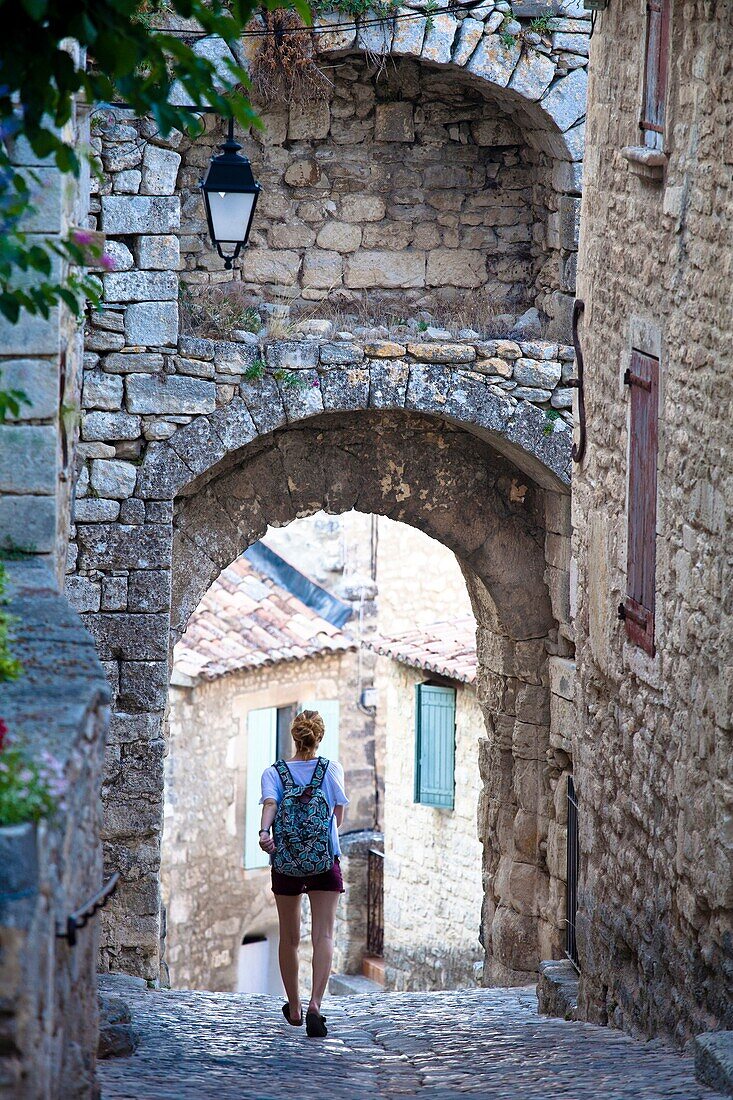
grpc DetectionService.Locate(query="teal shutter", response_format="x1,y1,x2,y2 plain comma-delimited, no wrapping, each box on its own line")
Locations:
299,698,340,762
244,707,277,869
415,684,456,809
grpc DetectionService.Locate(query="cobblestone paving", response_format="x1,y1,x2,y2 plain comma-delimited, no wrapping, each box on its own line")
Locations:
97,980,724,1100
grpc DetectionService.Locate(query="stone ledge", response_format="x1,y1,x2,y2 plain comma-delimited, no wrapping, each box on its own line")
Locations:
621,145,667,183
694,1031,733,1097
536,958,579,1020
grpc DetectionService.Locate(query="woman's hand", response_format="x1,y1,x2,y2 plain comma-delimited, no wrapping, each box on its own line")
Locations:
259,830,275,854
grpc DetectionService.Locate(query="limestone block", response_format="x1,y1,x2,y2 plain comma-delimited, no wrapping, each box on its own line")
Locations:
15,167,61,232
391,11,426,56
0,425,56,493
118,660,169,711
491,905,539,973
124,301,179,347
559,195,581,250
82,411,141,441
368,359,410,408
320,343,365,365
140,146,182,195
265,341,319,370
321,366,370,412
426,248,486,288
103,270,178,303
407,342,476,364
540,68,587,132
86,329,125,353
312,10,357,51
77,524,172,570
102,143,143,172
0,495,56,552
103,353,166,375
513,358,562,388
551,387,573,409
284,160,322,187
101,196,180,234
90,459,138,499
494,339,522,359
507,47,556,101
303,250,343,289
423,13,459,63
316,222,362,252
552,31,589,55
242,249,301,285
512,386,551,403
345,250,426,289
168,35,238,106
357,11,393,53
452,18,484,65
375,102,415,143
564,121,584,161
134,235,180,270
476,357,513,378
74,498,120,522
127,569,171,613
287,101,331,140
65,575,101,614
364,340,407,358
105,241,134,271
270,222,316,249
101,575,128,611
466,35,521,87
471,117,522,146
83,611,169,661
340,194,386,223
83,371,123,411
125,374,216,415
1,359,57,420
113,169,142,193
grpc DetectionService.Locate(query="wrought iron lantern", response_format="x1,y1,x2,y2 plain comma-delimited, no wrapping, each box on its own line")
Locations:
200,118,261,269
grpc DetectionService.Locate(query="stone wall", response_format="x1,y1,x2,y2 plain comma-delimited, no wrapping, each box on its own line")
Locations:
162,649,373,991
379,658,485,990
0,561,109,1099
572,0,732,1043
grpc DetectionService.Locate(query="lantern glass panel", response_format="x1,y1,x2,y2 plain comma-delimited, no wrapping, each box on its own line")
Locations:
207,190,257,247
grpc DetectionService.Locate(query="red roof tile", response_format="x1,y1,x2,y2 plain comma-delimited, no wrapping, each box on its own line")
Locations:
366,618,477,684
173,557,355,682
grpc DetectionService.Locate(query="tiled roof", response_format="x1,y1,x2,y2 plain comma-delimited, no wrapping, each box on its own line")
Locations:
173,556,355,683
367,618,477,685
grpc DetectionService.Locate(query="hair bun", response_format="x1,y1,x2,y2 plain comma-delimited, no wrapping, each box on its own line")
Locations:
291,709,325,753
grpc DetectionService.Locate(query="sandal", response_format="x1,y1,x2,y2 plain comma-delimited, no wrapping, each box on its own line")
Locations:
305,1010,328,1038
282,1003,303,1026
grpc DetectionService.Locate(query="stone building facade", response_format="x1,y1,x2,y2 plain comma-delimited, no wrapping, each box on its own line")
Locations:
372,621,485,990
162,550,370,991
571,0,733,1044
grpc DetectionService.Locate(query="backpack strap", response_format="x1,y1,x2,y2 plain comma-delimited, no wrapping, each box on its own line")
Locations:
274,759,295,791
310,757,330,790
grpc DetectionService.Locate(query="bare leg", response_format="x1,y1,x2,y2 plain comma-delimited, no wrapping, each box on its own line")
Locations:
275,894,302,1022
307,890,340,1014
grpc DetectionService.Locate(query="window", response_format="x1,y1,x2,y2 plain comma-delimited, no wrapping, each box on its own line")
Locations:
622,349,659,656
414,683,456,809
641,0,671,150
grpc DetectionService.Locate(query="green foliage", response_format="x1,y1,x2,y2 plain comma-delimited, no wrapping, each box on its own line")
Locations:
272,367,312,389
529,12,554,35
424,0,439,32
0,563,22,684
543,408,562,435
243,357,266,381
312,0,398,18
0,373,31,422
1,0,304,323
499,27,517,49
0,730,64,826
417,320,429,332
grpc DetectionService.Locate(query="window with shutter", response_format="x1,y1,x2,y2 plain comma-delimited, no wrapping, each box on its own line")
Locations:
622,349,659,656
414,683,456,809
641,0,671,150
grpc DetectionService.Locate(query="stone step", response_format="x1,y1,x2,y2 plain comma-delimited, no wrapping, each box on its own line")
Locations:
329,972,384,996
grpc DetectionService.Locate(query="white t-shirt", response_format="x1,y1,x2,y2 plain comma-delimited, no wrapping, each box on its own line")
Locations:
260,758,349,860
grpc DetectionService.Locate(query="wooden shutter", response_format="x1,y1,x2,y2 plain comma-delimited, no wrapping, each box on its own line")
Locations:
415,684,456,809
299,698,340,762
623,350,659,656
244,707,277,869
641,0,671,149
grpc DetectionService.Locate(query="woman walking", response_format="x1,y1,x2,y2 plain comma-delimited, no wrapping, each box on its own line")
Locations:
258,709,348,1038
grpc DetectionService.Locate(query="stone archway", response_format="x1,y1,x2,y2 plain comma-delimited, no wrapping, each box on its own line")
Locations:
71,341,573,985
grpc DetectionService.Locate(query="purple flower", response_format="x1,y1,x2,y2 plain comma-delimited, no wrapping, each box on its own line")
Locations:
18,768,33,784
71,229,94,246
100,253,116,271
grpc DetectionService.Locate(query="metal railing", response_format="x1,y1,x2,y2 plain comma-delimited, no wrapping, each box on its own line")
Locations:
366,847,384,958
566,776,580,969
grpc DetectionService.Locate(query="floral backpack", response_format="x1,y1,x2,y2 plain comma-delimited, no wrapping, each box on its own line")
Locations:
271,758,333,876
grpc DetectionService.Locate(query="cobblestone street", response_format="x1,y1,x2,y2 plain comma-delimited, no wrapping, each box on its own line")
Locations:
98,981,724,1100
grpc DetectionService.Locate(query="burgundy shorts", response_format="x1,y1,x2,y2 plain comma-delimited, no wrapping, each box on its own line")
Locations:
271,858,344,896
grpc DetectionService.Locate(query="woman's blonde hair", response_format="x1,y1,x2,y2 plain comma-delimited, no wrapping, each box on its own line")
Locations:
291,709,325,755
